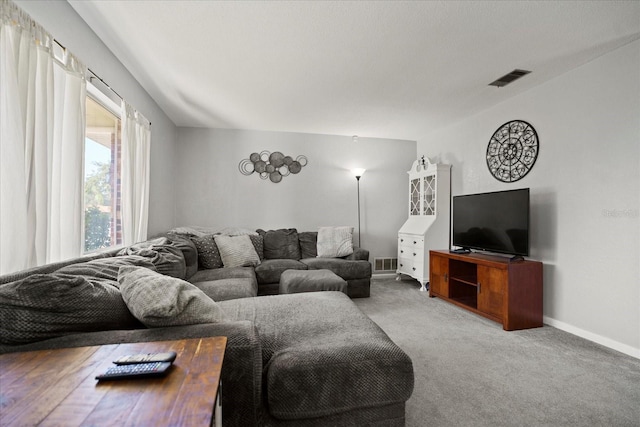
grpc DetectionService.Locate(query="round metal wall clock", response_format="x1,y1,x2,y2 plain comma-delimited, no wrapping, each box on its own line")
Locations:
486,120,539,183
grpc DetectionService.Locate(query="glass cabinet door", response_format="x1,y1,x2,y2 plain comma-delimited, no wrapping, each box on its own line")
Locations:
410,178,420,215
423,175,436,215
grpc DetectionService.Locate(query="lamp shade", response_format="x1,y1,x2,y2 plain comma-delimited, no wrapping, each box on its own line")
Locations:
351,168,366,178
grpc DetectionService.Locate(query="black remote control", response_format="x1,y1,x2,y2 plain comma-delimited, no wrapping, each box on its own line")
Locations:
95,361,172,381
113,351,177,365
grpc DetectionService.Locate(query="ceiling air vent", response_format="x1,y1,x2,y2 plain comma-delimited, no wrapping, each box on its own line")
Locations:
489,69,531,87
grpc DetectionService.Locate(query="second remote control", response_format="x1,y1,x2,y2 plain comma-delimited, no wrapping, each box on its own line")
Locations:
114,351,177,365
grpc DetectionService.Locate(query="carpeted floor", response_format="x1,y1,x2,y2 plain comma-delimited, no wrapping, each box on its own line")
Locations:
353,276,640,427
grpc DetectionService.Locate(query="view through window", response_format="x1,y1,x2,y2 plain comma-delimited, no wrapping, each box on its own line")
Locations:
84,94,122,252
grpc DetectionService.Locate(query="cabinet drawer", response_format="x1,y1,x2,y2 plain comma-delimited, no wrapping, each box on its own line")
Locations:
398,236,424,247
399,246,423,259
398,258,423,274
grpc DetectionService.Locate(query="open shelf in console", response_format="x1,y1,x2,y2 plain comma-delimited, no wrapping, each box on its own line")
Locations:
448,259,479,308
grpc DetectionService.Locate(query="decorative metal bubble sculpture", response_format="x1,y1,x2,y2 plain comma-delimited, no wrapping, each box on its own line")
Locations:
239,151,308,183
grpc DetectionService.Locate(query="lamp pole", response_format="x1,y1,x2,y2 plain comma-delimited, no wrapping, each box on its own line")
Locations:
356,174,361,247
351,168,365,247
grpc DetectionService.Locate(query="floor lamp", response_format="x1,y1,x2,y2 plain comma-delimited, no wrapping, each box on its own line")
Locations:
351,168,366,247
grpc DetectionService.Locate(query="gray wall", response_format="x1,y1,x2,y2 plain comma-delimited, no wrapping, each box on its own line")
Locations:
418,40,640,357
16,0,178,237
174,128,416,261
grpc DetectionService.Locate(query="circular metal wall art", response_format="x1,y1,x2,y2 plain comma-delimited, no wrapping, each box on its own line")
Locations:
486,120,539,183
239,151,308,183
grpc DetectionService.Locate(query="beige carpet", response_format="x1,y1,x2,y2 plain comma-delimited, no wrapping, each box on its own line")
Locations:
354,276,640,427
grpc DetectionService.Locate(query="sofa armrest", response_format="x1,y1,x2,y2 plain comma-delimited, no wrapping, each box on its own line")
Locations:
0,321,263,427
344,247,369,261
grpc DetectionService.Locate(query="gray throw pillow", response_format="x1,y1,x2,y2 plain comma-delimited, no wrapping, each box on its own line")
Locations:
118,265,224,327
317,226,354,258
191,234,224,269
213,235,261,268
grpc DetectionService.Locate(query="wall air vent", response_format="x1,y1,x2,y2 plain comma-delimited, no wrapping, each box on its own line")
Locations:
489,69,531,87
374,257,398,273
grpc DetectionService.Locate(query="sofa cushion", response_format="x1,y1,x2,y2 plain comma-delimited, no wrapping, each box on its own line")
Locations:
317,226,354,258
254,259,307,284
219,292,414,420
118,266,224,327
257,228,301,260
279,269,347,294
118,238,187,279
54,255,156,284
195,278,258,302
191,234,224,269
0,273,139,345
189,266,256,283
301,258,372,281
298,231,318,259
214,235,261,268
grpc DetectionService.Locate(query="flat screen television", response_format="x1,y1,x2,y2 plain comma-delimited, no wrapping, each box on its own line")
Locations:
452,188,530,257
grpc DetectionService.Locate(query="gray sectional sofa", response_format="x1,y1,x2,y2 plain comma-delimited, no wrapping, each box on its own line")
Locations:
0,229,414,426
185,228,372,300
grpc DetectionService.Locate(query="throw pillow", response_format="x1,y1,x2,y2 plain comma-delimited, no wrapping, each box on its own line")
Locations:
117,265,224,327
257,228,301,260
191,234,223,269
0,273,139,345
213,235,261,268
249,234,265,260
317,226,354,258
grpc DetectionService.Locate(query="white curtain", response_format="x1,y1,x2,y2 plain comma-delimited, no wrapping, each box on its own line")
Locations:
0,0,86,274
120,101,150,246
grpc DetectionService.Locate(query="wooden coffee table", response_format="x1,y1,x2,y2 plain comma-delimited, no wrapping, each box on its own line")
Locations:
0,337,226,427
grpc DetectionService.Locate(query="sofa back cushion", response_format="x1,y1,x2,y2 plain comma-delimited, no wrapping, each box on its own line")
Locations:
298,232,318,259
166,235,199,279
257,228,301,260
0,273,139,345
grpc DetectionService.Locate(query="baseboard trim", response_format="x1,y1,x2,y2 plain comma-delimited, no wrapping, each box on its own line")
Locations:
543,316,640,360
372,273,398,279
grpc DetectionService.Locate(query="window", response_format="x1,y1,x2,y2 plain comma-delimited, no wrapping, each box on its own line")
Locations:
84,84,122,252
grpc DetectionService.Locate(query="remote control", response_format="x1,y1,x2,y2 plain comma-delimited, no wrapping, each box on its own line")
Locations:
113,351,177,365
96,361,172,381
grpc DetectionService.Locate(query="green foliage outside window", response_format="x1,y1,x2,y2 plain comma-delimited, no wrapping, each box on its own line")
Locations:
84,161,112,251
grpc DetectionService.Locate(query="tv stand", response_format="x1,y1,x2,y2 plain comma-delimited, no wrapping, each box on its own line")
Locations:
429,250,543,331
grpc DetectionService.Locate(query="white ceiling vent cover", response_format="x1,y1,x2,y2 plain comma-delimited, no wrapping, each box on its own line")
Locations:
489,69,531,87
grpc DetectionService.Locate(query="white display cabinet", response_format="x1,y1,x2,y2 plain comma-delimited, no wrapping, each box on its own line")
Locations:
396,156,451,291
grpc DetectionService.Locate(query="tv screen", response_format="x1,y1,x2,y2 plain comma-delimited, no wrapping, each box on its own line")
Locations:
452,188,530,256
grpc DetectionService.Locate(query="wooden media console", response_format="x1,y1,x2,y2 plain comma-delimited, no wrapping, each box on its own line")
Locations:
429,250,543,331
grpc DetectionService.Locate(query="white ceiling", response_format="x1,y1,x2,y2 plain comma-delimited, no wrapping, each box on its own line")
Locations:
69,0,640,141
